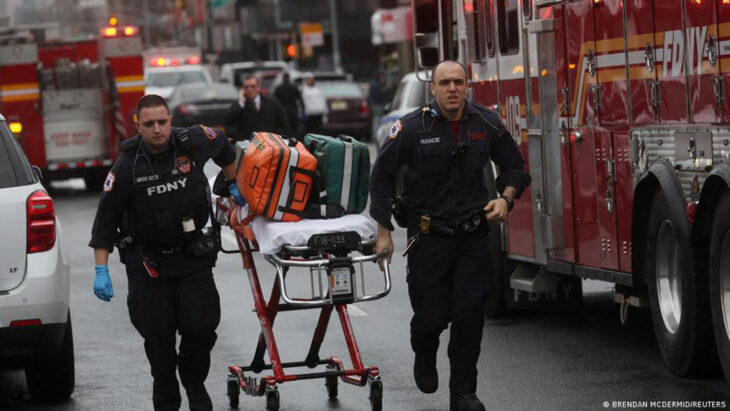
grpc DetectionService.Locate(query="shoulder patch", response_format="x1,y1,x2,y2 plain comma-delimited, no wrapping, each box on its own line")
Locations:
200,125,217,140
175,156,191,174
103,171,115,192
388,120,403,140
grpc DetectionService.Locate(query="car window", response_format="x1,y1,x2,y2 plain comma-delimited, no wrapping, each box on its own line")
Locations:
0,122,34,188
181,85,237,101
260,73,278,90
391,77,431,111
317,82,363,98
147,70,208,87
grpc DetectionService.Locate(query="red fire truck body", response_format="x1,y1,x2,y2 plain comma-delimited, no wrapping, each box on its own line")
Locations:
411,0,730,381
0,28,144,187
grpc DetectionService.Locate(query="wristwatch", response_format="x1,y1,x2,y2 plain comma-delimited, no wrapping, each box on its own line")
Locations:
500,194,515,212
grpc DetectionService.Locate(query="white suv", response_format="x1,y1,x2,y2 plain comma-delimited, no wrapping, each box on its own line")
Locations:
0,114,73,402
144,65,214,100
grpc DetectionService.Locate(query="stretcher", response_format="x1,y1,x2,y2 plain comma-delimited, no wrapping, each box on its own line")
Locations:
217,198,391,411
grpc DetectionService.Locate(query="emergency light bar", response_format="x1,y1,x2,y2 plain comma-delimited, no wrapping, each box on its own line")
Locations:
150,55,201,67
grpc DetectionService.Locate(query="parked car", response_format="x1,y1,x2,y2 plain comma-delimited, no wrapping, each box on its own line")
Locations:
269,70,348,92
219,60,290,94
375,71,432,149
144,65,213,100
0,113,73,402
271,71,370,139
168,82,238,133
317,79,371,139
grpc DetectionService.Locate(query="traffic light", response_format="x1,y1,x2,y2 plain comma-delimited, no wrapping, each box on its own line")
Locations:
286,43,299,59
109,16,118,26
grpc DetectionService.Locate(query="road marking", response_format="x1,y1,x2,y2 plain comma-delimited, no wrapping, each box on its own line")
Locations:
221,230,238,249
347,304,368,317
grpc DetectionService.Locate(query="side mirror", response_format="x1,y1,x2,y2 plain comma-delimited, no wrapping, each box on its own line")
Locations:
32,165,43,183
220,77,230,83
414,32,440,69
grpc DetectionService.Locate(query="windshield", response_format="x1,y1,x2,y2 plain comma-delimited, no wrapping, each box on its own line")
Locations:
391,77,431,111
233,68,283,88
147,70,208,88
317,81,363,98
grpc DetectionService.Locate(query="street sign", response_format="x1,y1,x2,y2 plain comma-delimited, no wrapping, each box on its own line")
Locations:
370,7,413,45
212,0,234,8
299,22,324,47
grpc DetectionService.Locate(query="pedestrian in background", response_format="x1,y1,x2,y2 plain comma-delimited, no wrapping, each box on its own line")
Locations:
274,71,303,137
369,60,531,411
369,71,387,140
300,72,327,135
224,73,287,141
90,94,241,411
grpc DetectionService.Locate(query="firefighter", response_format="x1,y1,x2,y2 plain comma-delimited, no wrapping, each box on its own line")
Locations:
89,94,241,411
370,60,531,411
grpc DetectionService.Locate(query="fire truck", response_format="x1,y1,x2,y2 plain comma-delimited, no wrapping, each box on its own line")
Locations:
410,0,730,382
0,25,144,189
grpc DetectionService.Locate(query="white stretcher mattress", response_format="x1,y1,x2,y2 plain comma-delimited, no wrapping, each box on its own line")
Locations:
209,176,377,255
249,210,376,255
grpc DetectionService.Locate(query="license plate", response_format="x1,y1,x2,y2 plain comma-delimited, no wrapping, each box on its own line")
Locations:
330,267,353,296
330,101,347,111
308,231,361,250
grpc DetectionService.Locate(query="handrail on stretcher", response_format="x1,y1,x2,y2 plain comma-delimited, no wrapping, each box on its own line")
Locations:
264,246,392,308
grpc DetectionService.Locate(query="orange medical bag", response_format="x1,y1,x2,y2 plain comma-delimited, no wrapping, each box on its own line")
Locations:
237,132,317,222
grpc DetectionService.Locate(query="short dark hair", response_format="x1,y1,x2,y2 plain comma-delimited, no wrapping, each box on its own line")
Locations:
136,94,169,118
241,73,260,86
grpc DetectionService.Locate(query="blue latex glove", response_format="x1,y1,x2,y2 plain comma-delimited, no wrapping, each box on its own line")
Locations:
93,265,114,302
229,182,246,206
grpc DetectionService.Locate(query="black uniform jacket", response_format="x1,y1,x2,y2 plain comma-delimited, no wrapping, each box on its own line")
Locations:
89,125,236,254
369,100,531,231
224,94,287,141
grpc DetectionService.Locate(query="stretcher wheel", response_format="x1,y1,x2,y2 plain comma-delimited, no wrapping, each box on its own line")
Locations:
325,374,338,399
369,379,383,411
227,376,240,408
266,389,280,411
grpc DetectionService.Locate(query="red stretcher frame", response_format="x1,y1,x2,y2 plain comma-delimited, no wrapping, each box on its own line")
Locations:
222,201,391,410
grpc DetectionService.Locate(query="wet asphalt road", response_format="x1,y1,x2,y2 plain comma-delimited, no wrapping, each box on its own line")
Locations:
2,162,730,410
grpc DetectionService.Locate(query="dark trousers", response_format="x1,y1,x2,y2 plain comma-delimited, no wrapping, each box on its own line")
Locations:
406,227,490,395
283,105,300,137
125,253,221,411
304,114,323,135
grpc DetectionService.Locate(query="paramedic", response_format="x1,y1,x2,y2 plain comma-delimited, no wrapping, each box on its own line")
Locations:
369,60,531,411
89,94,239,411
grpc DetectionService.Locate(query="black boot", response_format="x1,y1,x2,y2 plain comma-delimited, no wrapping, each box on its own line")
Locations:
450,393,485,411
413,351,438,393
186,385,212,411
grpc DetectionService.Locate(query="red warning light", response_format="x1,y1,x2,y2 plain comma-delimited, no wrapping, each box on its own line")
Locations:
123,26,138,36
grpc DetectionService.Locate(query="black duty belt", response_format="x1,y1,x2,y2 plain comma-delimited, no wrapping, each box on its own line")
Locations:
407,207,487,236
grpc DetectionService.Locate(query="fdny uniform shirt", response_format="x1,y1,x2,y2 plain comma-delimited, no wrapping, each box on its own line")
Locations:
89,125,236,257
369,101,531,231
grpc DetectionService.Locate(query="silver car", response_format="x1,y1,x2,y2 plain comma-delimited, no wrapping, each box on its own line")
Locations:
375,71,432,150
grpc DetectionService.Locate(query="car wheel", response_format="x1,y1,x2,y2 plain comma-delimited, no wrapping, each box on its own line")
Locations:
26,311,75,402
709,190,730,382
645,190,717,377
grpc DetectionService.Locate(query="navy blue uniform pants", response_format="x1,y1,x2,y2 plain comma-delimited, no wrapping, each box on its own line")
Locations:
125,252,221,411
406,227,490,395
